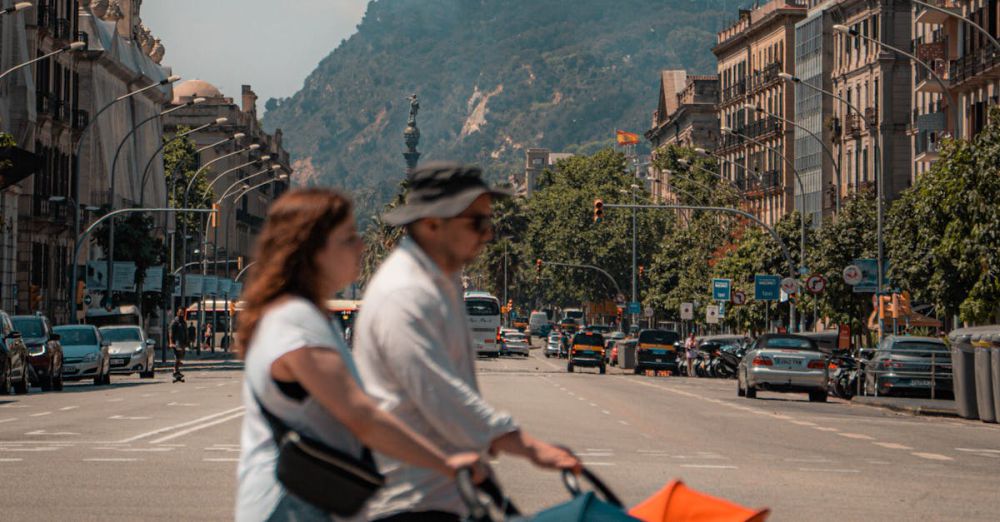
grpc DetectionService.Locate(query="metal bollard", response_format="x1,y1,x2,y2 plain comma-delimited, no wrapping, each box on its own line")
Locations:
931,352,936,401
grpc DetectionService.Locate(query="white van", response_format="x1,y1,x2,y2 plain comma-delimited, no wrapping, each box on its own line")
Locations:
529,311,549,336
464,291,501,358
563,308,585,327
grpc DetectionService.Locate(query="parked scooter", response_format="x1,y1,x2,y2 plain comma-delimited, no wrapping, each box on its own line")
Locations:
828,353,860,400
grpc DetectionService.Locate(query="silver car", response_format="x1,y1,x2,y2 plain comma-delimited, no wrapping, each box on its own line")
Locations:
53,325,111,385
544,333,562,358
502,332,530,357
738,334,828,402
99,326,156,378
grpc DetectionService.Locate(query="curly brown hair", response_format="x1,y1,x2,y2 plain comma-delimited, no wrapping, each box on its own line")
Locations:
235,188,353,357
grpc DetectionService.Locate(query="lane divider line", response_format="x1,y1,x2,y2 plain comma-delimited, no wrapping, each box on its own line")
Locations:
149,412,245,444
117,406,245,443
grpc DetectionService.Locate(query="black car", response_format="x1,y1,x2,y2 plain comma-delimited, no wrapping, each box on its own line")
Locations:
568,331,606,374
634,329,681,375
13,315,64,391
0,310,30,395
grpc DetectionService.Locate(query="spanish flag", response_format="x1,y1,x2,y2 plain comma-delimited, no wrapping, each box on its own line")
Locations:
616,129,641,146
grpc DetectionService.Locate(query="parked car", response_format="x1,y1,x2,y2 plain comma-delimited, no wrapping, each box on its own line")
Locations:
634,329,681,375
12,315,64,391
738,334,829,402
545,333,562,358
567,331,606,374
0,310,30,395
53,325,110,385
99,326,156,378
501,331,530,357
865,335,952,397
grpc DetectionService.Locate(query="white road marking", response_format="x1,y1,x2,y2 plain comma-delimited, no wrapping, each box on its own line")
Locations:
790,420,816,426
205,447,240,452
601,410,611,415
912,452,954,461
680,464,737,469
618,420,629,426
109,415,152,420
797,468,860,473
837,433,874,440
150,412,245,444
956,448,1000,454
106,398,124,402
575,453,614,458
0,458,23,462
0,418,17,424
117,406,245,443
29,412,52,417
0,404,28,408
24,430,79,436
0,447,60,452
141,394,153,397
83,458,139,462
814,427,839,432
586,448,612,452
59,406,78,411
167,402,199,407
873,442,913,450
784,458,832,463
203,457,239,462
589,403,598,407
216,383,226,387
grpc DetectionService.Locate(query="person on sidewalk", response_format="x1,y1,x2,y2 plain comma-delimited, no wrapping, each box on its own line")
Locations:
685,331,698,377
168,308,187,383
202,322,213,352
354,163,581,522
235,188,484,522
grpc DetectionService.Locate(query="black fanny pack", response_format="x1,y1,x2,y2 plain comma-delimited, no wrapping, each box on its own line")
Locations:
256,397,385,517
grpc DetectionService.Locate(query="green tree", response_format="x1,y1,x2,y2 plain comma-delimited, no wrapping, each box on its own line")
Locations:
164,128,214,233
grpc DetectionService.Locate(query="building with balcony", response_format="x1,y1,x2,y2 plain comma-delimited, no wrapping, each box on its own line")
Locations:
830,0,913,203
912,0,998,177
163,80,291,285
714,0,806,225
522,148,573,197
645,71,720,204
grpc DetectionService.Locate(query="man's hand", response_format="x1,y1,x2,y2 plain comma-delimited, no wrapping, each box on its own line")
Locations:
528,441,581,473
444,452,487,483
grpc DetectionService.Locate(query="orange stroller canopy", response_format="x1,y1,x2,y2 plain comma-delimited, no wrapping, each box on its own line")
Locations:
629,480,769,522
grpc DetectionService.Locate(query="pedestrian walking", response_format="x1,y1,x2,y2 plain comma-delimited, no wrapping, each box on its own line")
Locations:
354,163,581,522
235,188,483,522
685,332,697,377
168,309,187,383
202,322,213,351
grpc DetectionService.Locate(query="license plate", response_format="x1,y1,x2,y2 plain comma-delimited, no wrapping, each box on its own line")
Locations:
911,380,932,386
656,358,663,363
774,358,800,367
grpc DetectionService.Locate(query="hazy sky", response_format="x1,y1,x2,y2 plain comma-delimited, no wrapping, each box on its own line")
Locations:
142,0,368,115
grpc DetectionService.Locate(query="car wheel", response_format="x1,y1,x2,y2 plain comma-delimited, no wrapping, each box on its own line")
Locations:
809,390,828,403
53,365,64,391
94,371,103,386
567,363,574,373
14,360,29,395
0,365,11,395
737,377,746,397
599,364,606,375
40,366,53,391
745,381,757,399
634,366,642,375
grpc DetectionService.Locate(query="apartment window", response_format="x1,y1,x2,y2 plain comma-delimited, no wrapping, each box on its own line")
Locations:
874,78,879,116
872,14,879,41
863,147,869,182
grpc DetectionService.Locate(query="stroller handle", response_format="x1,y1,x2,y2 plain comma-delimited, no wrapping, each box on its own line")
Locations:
561,467,625,508
455,468,522,519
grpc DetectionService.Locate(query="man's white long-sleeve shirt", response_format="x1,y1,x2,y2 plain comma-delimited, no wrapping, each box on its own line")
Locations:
354,237,518,519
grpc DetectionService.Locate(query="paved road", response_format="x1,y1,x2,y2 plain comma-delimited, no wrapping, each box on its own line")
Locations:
2,350,999,521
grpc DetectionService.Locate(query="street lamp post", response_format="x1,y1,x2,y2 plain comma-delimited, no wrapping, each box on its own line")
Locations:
0,41,84,81
722,124,807,332
742,104,842,214
0,2,31,16
67,75,182,323
911,0,1000,53
138,117,228,206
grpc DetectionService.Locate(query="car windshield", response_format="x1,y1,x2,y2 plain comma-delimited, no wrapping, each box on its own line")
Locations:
588,325,611,333
639,330,680,345
100,328,142,342
573,333,604,346
891,341,948,354
12,318,45,338
466,299,500,316
762,336,817,351
53,327,97,346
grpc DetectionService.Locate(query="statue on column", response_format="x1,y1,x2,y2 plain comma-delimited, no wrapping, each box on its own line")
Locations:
402,94,421,174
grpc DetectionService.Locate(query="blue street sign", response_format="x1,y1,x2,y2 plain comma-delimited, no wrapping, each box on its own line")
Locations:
852,258,878,293
628,301,642,315
754,275,781,301
711,278,732,301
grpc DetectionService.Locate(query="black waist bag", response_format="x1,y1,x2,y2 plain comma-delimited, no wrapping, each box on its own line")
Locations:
257,398,386,517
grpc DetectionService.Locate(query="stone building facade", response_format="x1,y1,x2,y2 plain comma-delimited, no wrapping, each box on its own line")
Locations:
714,0,807,226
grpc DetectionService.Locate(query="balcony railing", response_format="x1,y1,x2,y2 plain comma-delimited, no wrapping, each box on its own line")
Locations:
35,4,52,28
950,48,1000,84
54,18,71,41
721,80,747,105
864,107,878,127
73,109,89,130
843,113,862,137
30,194,69,223
36,91,51,115
745,116,783,139
748,62,783,94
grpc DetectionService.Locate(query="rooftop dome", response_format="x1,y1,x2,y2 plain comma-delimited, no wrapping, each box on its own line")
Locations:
172,79,223,104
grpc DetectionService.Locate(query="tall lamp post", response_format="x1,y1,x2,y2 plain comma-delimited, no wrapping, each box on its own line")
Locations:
138,117,228,206
911,0,1000,52
67,75,182,322
0,41,84,81
0,2,31,16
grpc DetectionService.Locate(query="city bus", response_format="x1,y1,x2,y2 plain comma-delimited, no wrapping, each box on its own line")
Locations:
464,291,501,358
184,299,242,350
327,299,361,345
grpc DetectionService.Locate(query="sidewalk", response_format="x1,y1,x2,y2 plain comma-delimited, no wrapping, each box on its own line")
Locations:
852,395,958,418
154,349,243,371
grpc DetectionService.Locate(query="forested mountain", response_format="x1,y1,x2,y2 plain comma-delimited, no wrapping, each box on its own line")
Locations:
263,0,730,221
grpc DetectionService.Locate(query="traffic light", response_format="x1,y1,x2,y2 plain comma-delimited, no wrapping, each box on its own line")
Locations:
237,256,244,271
75,280,86,306
210,203,220,228
593,199,604,223
638,265,645,278
535,259,542,281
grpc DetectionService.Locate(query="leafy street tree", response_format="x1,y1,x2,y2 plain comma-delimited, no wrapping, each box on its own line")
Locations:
164,128,214,234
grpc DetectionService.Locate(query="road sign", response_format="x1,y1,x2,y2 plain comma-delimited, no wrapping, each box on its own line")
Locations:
732,291,746,305
754,275,781,301
643,306,654,318
616,293,626,303
706,305,720,324
628,301,641,315
780,277,799,295
680,302,694,320
718,302,726,318
111,262,137,292
711,278,731,301
843,265,863,286
806,275,827,294
83,295,92,305
852,258,879,293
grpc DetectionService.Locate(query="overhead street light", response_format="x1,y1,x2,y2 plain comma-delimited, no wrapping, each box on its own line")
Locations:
1,2,32,15
0,41,85,81
139,117,229,206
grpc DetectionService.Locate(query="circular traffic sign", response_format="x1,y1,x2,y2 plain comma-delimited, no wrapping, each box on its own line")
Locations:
644,306,654,318
732,291,746,305
806,275,827,294
83,295,93,305
780,277,799,295
843,265,863,286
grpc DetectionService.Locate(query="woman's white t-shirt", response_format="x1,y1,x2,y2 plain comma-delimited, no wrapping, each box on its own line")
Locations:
236,297,364,521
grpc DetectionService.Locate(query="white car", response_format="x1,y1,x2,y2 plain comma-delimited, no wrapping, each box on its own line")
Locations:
738,334,828,402
99,326,156,378
544,333,562,358
501,332,531,357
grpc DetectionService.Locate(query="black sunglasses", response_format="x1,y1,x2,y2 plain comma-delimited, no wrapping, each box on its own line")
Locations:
452,214,493,234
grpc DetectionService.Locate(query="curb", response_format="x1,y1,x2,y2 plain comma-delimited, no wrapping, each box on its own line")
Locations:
851,398,959,418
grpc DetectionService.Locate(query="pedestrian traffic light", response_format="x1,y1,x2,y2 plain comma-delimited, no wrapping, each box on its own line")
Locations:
210,203,219,228
593,199,604,223
639,265,645,278
75,280,86,306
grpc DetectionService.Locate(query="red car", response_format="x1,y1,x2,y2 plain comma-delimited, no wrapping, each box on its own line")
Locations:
13,315,64,391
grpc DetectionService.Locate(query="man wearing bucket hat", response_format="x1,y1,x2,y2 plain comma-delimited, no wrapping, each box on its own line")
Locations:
354,162,580,522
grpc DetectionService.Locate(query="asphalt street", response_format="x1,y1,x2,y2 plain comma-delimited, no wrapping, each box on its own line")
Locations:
2,349,998,521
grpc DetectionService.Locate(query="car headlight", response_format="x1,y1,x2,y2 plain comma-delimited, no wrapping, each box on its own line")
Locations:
134,346,145,353
83,352,98,362
28,344,46,356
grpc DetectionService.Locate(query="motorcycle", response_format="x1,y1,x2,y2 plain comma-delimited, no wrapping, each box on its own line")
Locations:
716,344,743,379
828,353,861,399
